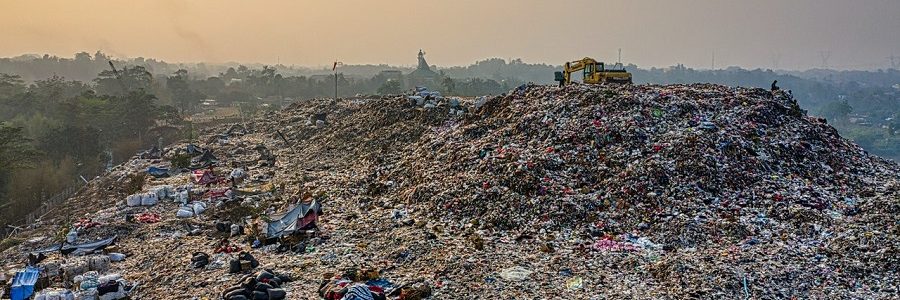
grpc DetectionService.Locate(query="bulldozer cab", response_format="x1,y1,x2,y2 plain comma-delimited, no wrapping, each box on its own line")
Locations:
583,62,605,81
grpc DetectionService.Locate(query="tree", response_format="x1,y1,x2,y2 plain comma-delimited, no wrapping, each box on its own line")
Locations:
38,125,101,164
29,75,91,111
0,73,25,99
0,124,39,170
377,80,402,95
156,105,182,126
820,99,853,122
0,124,40,206
441,77,456,95
94,65,153,96
167,69,203,114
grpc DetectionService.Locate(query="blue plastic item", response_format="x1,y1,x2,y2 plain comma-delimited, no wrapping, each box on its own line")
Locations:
366,278,394,290
147,166,170,178
10,266,40,300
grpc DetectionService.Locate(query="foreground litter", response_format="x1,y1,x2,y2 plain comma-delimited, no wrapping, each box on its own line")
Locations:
2,83,898,299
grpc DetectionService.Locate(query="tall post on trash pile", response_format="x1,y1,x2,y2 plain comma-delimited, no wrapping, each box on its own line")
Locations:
333,61,343,99
618,48,621,64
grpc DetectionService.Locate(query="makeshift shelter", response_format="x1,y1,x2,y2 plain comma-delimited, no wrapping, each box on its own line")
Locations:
185,144,204,155
10,266,39,300
190,150,218,169
264,200,323,240
192,169,219,185
195,150,218,163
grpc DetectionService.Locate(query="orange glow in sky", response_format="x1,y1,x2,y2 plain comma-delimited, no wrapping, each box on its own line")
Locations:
1,0,899,70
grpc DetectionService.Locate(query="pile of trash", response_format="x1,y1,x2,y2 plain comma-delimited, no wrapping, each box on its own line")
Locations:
1,83,897,299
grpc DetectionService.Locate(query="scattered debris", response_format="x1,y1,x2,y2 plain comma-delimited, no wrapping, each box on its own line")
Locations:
1,83,897,299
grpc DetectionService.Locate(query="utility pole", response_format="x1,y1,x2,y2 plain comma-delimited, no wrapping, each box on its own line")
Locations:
711,51,716,70
333,61,343,99
618,48,622,64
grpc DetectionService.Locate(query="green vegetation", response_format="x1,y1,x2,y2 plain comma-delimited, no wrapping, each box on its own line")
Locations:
124,173,146,195
0,237,24,253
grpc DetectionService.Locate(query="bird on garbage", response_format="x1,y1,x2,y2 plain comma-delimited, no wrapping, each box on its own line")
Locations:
771,80,780,91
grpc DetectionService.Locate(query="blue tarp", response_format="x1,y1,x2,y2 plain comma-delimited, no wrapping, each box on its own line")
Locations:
30,235,118,256
147,166,170,178
60,235,117,255
10,266,39,300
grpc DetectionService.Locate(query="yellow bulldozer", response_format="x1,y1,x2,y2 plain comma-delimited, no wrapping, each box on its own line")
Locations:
555,57,632,85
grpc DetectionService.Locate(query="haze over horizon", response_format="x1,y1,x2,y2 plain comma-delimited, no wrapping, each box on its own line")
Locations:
2,0,899,70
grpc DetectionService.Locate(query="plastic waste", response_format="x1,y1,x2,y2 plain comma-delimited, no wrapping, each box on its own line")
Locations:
498,266,532,281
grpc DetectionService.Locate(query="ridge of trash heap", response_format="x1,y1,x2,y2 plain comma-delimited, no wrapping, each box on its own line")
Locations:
2,83,898,299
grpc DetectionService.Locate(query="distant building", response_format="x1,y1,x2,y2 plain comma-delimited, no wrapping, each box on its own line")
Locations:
407,49,440,87
200,99,218,107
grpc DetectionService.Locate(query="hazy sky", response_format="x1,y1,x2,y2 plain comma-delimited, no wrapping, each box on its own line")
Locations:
1,0,899,70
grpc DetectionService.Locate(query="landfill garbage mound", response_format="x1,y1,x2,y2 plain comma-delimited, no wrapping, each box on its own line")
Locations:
2,84,898,299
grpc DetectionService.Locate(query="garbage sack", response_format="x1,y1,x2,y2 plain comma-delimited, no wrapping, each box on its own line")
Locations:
230,223,243,236
88,255,111,272
192,201,208,216
62,261,88,282
107,253,126,262
79,271,100,291
76,289,98,300
34,289,75,300
151,185,174,199
140,192,158,206
176,206,195,218
66,229,77,243
174,190,190,204
125,194,141,207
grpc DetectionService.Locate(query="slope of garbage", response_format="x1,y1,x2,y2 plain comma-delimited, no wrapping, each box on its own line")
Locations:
2,83,898,299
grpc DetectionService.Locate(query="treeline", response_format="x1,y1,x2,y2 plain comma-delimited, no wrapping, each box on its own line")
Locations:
0,70,165,224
